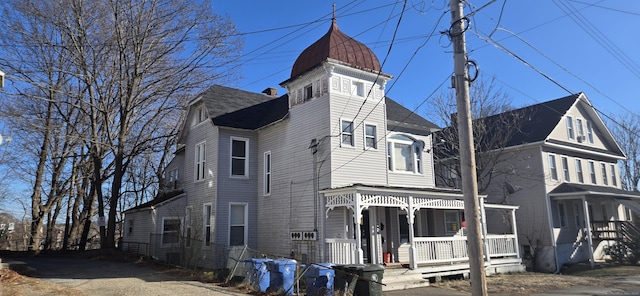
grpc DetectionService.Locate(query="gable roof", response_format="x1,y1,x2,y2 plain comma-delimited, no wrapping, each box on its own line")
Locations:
435,93,624,158
123,190,185,213
186,85,438,135
386,97,440,135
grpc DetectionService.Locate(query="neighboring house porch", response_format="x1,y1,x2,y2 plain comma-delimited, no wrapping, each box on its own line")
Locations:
548,183,640,269
321,185,523,279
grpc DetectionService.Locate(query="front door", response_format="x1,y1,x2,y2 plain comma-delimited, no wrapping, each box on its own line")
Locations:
361,210,371,263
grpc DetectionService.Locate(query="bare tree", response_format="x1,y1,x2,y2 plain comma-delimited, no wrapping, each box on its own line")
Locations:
0,0,242,249
609,113,640,192
430,78,528,194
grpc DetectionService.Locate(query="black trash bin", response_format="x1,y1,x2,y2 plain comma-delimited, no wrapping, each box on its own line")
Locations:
333,264,384,296
357,264,384,296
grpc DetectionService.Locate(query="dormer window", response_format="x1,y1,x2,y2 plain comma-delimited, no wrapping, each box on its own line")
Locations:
387,134,423,174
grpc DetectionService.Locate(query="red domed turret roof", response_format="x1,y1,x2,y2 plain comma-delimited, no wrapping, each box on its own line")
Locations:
290,20,381,79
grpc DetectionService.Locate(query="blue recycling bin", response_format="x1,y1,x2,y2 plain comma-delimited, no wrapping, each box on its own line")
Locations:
247,258,272,292
268,259,298,296
305,263,335,296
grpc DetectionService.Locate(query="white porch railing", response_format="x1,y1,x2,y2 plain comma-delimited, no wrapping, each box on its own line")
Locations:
325,238,356,264
326,234,518,265
486,234,518,258
414,236,469,264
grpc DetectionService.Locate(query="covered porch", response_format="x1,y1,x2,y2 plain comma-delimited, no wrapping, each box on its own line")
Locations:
548,183,640,268
321,185,521,272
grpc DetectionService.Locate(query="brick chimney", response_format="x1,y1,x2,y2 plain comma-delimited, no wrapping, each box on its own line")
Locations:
262,87,278,97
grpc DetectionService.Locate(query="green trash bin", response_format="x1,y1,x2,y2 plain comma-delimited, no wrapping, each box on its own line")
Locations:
333,264,384,296
355,264,384,296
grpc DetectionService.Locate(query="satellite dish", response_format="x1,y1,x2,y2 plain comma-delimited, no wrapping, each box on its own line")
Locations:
505,182,522,194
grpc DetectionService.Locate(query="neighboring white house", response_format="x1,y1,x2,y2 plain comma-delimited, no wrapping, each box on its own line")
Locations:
122,19,522,277
435,93,640,272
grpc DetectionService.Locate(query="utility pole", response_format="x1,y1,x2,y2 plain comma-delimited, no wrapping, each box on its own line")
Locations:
449,1,488,295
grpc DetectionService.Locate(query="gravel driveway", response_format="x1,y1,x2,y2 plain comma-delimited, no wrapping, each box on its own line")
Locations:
8,257,247,296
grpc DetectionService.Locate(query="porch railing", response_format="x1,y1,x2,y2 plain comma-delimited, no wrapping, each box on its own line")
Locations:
325,238,356,264
325,234,518,265
414,236,468,264
486,234,518,258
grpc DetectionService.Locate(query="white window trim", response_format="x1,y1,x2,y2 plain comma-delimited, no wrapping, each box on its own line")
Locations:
203,203,213,247
576,118,584,139
387,134,423,174
352,81,364,97
589,161,597,184
586,120,594,144
548,154,558,180
561,157,570,182
340,118,355,148
611,164,618,187
161,217,182,247
601,163,608,185
566,116,574,140
194,141,206,182
575,159,584,183
228,202,248,246
230,136,249,178
263,151,272,196
363,123,378,150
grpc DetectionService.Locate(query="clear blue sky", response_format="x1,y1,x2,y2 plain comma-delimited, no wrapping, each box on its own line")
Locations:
212,0,640,127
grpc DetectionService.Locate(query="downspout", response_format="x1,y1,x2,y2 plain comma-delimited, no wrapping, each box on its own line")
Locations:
582,197,595,268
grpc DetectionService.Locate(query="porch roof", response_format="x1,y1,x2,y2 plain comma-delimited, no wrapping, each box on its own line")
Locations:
319,183,472,198
549,183,640,199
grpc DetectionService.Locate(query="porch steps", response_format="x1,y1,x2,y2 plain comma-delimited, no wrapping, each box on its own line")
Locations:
382,265,430,291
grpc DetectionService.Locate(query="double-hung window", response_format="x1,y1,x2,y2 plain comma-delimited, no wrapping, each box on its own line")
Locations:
561,157,570,182
203,203,213,246
229,203,247,246
364,124,377,149
162,217,181,245
231,137,249,177
611,164,617,186
586,121,594,143
195,142,206,181
601,163,608,185
576,118,584,140
589,161,596,184
341,119,354,147
387,134,423,174
264,151,271,195
549,155,558,180
575,159,584,183
566,116,574,139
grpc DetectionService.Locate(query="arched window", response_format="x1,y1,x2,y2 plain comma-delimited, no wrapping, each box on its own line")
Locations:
387,134,423,174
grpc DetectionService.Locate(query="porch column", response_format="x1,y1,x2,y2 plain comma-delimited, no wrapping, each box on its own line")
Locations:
511,208,521,259
408,196,418,269
480,197,490,264
354,192,364,264
582,197,595,268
